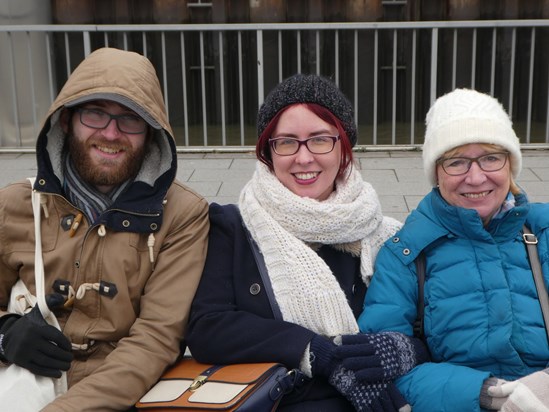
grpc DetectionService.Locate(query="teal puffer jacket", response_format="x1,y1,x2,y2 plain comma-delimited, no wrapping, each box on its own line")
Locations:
359,189,549,412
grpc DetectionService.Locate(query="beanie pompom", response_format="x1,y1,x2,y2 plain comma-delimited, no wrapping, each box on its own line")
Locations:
257,74,357,146
422,88,522,187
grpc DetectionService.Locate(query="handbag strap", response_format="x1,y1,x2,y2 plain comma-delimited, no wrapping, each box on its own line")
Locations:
231,205,283,320
415,227,549,344
228,204,314,391
413,252,426,339
522,225,549,344
28,177,51,320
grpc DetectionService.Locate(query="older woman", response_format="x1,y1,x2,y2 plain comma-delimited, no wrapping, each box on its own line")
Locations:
186,74,428,411
359,89,549,411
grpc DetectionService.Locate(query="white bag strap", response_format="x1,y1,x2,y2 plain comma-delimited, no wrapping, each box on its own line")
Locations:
27,178,69,396
27,177,51,320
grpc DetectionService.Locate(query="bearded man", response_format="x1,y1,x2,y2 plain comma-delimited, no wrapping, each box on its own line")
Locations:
0,47,209,411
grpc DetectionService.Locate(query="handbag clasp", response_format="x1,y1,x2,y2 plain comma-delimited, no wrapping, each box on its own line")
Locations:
189,374,208,391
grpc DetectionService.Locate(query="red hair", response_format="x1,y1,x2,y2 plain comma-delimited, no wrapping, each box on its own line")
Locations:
256,103,354,180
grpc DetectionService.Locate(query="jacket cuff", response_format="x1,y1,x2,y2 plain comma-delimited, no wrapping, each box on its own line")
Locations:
299,343,313,378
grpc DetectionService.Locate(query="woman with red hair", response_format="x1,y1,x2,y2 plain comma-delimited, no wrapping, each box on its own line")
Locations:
187,74,428,411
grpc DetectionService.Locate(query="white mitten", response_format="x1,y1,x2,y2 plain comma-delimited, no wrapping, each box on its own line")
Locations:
500,369,549,412
479,377,513,410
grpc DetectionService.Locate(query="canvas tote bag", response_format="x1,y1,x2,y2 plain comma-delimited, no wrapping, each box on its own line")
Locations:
0,178,68,410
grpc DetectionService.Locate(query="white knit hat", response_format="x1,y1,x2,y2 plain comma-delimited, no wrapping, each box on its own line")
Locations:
422,88,522,187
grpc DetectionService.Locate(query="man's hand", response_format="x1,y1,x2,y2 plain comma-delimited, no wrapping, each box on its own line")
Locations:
0,305,73,378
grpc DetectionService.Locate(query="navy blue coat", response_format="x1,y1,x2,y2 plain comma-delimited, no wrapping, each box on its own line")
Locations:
187,203,365,410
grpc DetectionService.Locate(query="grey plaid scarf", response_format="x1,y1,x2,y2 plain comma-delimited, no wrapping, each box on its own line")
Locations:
63,156,129,223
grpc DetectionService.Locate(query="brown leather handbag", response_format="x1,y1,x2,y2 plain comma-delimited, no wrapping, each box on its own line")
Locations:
136,358,301,411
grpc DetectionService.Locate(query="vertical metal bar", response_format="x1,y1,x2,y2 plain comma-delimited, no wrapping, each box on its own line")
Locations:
411,29,417,144
123,32,128,50
7,32,21,145
26,32,38,137
490,28,496,95
238,31,244,145
180,32,189,146
297,30,301,73
278,31,283,82
143,32,147,57
104,32,108,47
546,64,549,142
335,30,339,84
354,30,358,130
316,30,320,75
452,29,457,89
430,28,438,104
373,30,379,145
508,28,516,118
64,33,71,76
83,31,91,56
199,31,208,145
219,31,226,146
46,33,55,102
257,30,264,107
161,33,169,118
471,28,477,89
392,29,397,145
526,28,535,143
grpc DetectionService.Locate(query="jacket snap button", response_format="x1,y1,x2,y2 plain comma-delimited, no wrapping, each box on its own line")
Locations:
61,215,76,231
150,223,158,231
249,283,261,295
403,248,411,256
122,220,130,228
392,237,400,243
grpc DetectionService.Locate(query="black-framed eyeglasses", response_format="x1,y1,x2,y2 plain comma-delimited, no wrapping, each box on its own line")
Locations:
438,152,509,176
75,107,147,135
269,135,340,156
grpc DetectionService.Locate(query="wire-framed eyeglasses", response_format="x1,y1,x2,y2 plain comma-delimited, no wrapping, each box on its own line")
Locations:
269,135,340,156
75,107,147,135
438,152,509,176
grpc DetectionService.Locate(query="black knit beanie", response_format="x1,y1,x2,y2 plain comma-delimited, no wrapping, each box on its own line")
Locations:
257,74,357,147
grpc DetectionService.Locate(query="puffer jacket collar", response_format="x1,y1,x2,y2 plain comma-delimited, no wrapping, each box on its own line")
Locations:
33,48,176,233
387,188,530,265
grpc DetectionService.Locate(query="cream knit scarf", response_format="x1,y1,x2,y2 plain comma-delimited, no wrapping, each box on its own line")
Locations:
239,162,401,337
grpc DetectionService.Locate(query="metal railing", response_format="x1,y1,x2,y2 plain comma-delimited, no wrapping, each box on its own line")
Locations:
2,20,549,150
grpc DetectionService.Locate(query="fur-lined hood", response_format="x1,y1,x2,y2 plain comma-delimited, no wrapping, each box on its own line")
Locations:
34,47,177,233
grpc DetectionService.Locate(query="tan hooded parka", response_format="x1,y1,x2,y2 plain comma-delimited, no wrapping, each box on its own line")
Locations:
0,48,209,411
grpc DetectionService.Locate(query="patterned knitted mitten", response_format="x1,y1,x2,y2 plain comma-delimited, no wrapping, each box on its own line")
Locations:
336,332,429,382
329,365,411,412
500,368,549,412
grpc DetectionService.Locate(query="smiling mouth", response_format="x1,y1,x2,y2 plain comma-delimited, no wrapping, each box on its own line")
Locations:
96,145,123,154
463,191,491,199
293,172,319,180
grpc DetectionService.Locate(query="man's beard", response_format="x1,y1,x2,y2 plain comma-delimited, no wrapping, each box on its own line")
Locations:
67,132,148,188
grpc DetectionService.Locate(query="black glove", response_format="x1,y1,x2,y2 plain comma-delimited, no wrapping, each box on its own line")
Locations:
309,335,339,378
335,332,429,382
0,304,73,378
329,365,411,412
